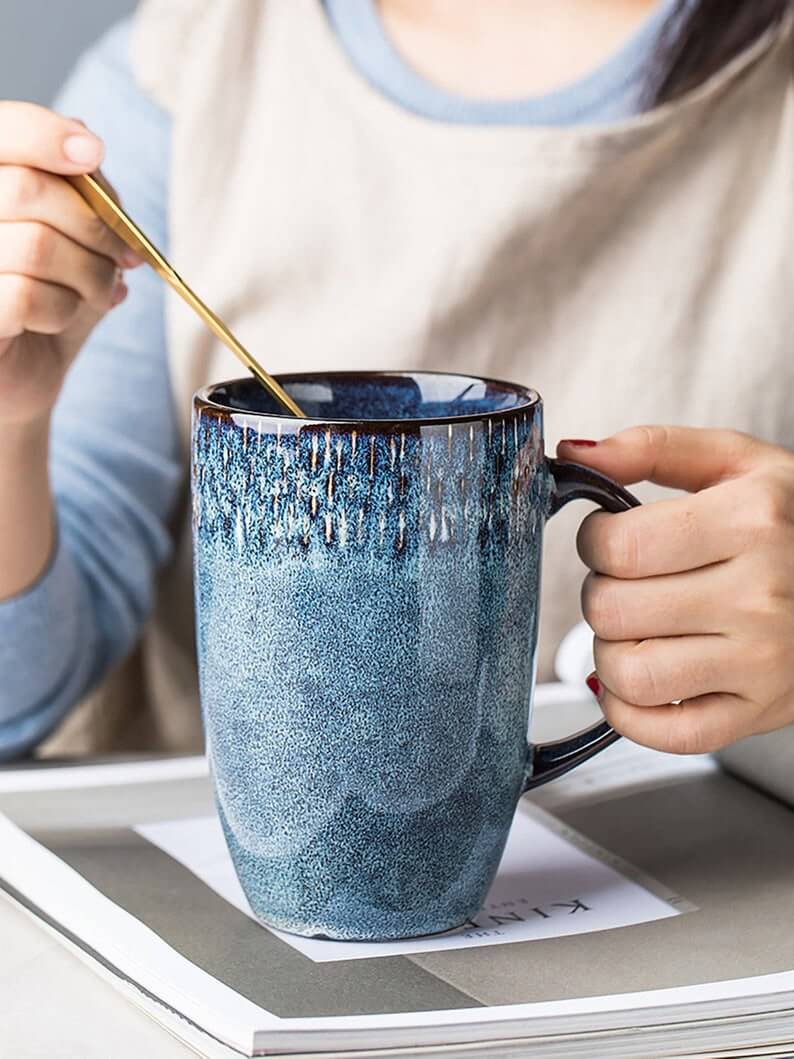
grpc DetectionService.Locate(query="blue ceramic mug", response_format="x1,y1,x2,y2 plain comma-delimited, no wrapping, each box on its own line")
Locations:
192,372,639,941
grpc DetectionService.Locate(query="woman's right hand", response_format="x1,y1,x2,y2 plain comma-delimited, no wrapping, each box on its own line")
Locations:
0,102,140,429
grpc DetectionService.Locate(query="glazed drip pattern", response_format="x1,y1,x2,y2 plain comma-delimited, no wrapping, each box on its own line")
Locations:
192,409,548,557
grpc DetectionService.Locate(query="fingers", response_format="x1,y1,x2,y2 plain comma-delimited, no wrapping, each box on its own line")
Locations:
0,275,81,338
0,166,137,267
593,634,743,706
558,425,768,492
581,562,733,640
563,425,794,756
0,221,124,315
578,467,794,581
576,478,752,578
0,102,103,173
592,682,755,755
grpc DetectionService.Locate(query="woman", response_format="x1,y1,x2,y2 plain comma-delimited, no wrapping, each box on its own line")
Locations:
0,0,791,759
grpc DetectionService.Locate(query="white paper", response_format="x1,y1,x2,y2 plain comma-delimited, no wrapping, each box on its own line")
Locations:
137,806,680,963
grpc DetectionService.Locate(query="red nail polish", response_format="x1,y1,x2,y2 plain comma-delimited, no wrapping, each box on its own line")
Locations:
561,439,598,448
586,673,603,699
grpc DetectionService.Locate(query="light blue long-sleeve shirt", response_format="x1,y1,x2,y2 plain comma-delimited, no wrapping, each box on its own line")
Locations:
0,1,673,758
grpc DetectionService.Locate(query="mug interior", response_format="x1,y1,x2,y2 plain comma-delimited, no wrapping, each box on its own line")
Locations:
202,372,538,424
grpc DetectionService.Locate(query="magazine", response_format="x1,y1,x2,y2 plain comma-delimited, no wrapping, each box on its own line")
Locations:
1,694,794,1057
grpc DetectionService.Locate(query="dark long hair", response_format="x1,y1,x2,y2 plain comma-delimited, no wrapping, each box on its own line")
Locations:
651,0,792,105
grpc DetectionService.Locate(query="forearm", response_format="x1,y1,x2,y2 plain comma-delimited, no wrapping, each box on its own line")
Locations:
0,541,96,759
0,21,178,759
0,417,55,601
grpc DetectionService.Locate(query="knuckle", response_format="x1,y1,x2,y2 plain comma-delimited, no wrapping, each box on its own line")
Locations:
638,425,671,475
84,210,111,249
82,214,124,266
2,166,43,213
643,424,670,450
662,729,705,756
747,566,791,617
753,637,788,678
658,708,711,755
615,648,661,706
10,274,36,320
582,574,626,639
602,520,640,578
20,222,54,272
749,475,792,535
668,704,740,756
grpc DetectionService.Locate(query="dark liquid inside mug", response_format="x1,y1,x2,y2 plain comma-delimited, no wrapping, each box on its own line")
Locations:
192,371,638,941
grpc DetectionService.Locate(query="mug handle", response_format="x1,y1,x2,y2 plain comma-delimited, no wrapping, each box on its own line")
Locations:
522,458,641,793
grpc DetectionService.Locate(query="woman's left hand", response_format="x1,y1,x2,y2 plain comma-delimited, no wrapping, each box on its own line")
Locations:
557,427,794,755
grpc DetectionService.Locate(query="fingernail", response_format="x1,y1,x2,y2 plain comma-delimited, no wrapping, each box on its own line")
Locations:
561,439,598,448
586,672,603,700
121,249,143,269
63,133,102,166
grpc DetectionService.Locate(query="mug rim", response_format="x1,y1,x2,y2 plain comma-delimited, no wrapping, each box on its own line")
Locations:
194,370,541,428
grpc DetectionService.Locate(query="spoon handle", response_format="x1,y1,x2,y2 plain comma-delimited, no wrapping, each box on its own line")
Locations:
67,173,305,418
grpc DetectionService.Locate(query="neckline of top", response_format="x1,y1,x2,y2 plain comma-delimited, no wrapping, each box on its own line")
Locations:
297,0,792,162
323,0,678,127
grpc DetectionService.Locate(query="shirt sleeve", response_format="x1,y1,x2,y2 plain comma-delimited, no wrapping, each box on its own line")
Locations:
0,20,180,760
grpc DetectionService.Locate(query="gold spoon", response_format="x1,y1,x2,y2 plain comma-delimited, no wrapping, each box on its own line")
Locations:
67,172,305,418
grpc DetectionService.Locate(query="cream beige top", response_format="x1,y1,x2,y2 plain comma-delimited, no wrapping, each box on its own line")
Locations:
43,0,794,755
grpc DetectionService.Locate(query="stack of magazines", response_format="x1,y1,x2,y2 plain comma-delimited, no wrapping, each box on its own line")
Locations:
1,686,793,1058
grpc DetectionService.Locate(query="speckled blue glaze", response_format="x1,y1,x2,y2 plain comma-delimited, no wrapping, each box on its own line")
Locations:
192,372,553,941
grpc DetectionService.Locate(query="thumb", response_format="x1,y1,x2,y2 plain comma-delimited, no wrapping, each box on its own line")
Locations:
557,425,767,492
0,101,104,173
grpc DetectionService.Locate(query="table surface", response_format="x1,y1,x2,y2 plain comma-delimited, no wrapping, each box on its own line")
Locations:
1,895,198,1059
0,700,601,1059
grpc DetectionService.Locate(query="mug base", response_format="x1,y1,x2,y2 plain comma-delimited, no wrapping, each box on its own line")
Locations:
254,912,470,944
